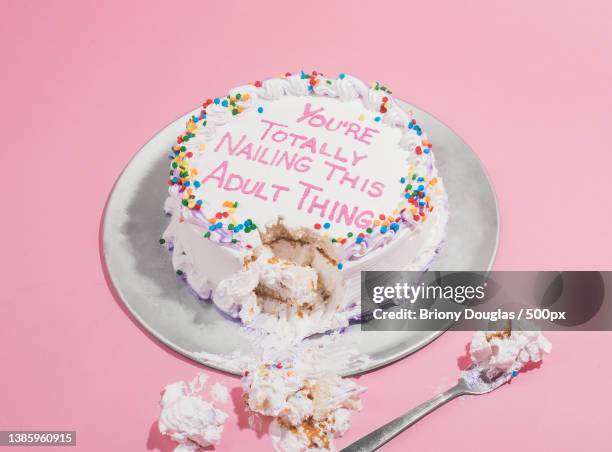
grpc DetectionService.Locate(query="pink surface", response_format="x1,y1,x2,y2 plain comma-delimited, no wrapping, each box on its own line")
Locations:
1,1,611,451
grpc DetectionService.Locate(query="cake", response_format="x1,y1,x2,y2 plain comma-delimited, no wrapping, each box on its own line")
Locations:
242,357,366,451
158,373,229,451
162,70,448,338
469,323,552,378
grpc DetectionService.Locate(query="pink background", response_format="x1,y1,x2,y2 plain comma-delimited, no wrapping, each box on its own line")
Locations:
1,1,611,451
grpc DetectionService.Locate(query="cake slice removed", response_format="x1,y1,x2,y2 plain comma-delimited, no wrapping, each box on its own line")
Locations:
213,219,349,341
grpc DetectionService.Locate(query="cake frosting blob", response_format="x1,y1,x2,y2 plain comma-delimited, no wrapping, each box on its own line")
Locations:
469,327,552,377
158,373,229,451
242,357,366,451
162,70,449,337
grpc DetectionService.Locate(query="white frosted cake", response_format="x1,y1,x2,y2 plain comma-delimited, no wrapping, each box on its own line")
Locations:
162,71,448,338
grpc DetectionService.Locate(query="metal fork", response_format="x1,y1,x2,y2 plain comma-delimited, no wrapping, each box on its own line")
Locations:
341,365,511,452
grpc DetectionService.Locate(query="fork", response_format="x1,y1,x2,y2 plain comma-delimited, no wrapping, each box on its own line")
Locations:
341,365,511,452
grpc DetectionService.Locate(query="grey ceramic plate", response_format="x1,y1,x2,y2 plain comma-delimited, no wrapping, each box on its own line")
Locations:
101,99,499,376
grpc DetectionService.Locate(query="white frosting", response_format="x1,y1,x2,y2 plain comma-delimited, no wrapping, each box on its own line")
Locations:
162,71,449,334
169,72,445,253
212,242,348,340
194,330,373,377
242,354,366,451
210,382,230,404
469,329,552,376
158,373,229,450
193,95,410,239
189,333,371,450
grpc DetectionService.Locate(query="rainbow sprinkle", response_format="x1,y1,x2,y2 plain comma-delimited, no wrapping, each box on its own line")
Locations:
371,80,392,94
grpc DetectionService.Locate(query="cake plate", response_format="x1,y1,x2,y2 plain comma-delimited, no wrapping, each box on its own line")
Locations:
101,99,499,376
